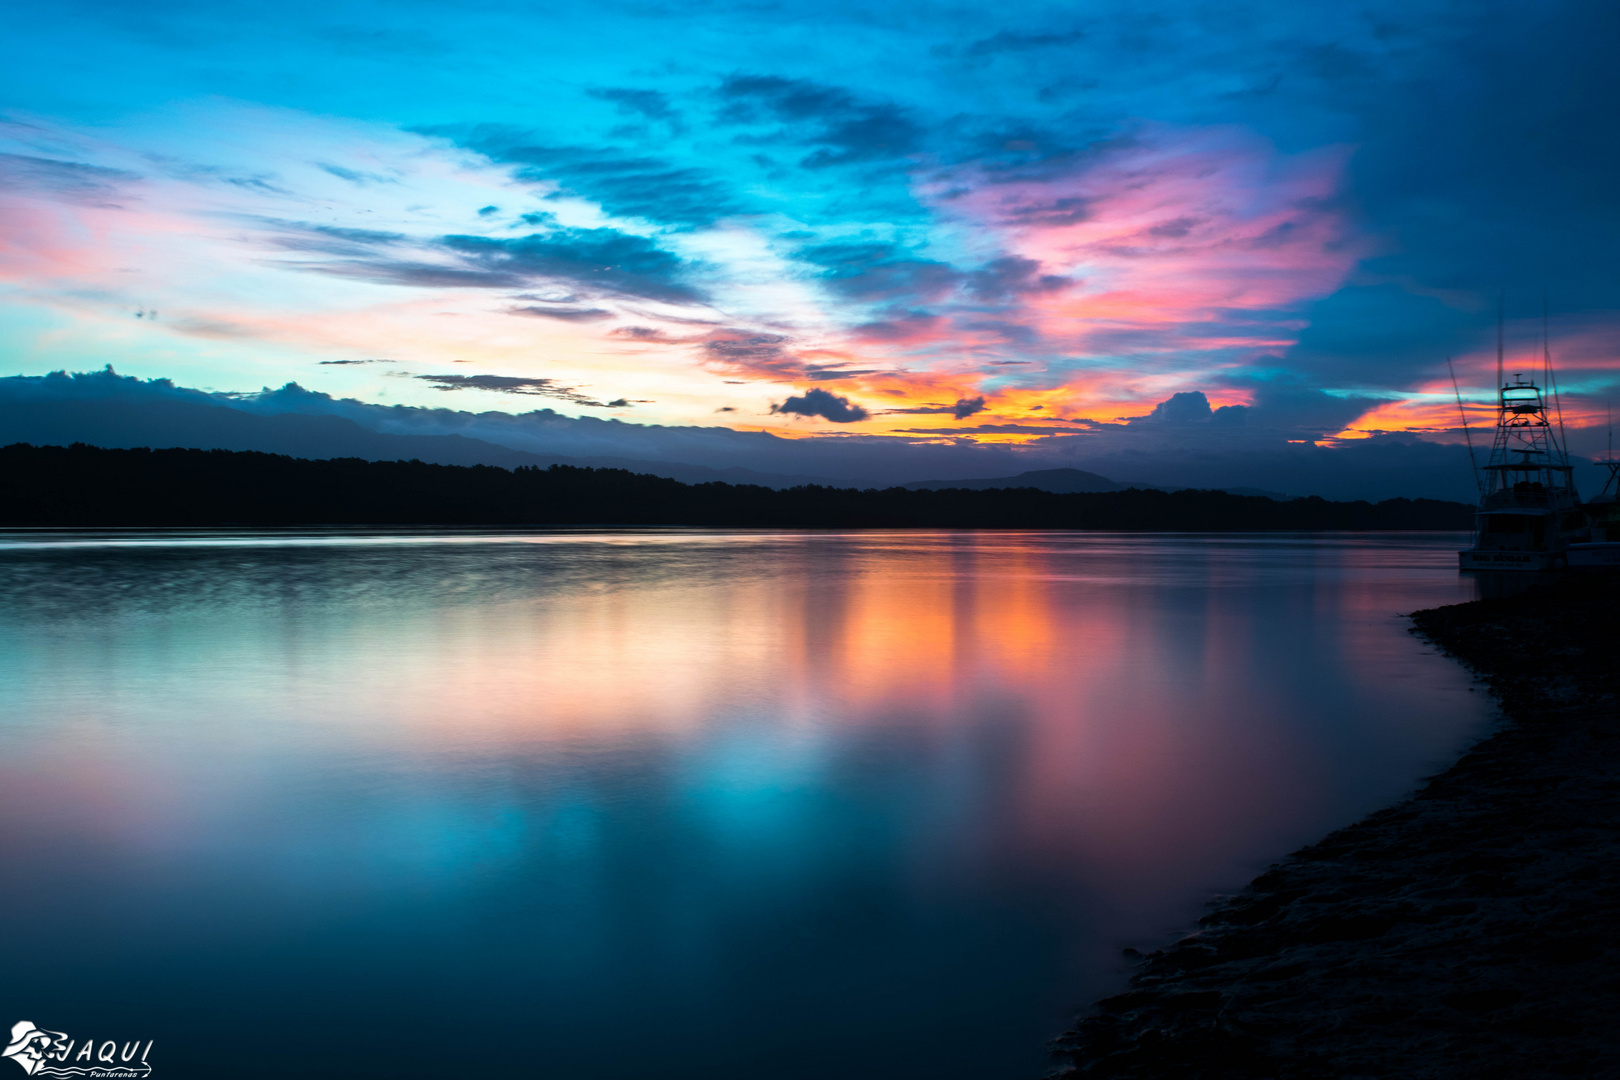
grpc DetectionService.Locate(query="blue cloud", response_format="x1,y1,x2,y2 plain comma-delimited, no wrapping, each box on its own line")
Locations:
439,127,746,227
796,242,961,303
717,75,922,169
283,222,702,303
439,228,700,303
588,87,683,129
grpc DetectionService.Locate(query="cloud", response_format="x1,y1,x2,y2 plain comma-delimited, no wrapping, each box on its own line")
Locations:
965,256,1071,301
259,221,409,256
588,87,682,128
288,224,704,304
954,318,1037,344
441,228,703,303
886,396,989,419
318,163,395,185
439,127,744,226
770,387,871,422
993,195,1094,228
796,242,961,303
790,247,1072,321
0,153,139,204
961,28,1088,57
318,358,395,365
850,311,948,343
953,395,988,419
804,364,883,382
893,422,1086,435
922,125,1362,377
1145,390,1214,423
412,373,610,407
716,75,922,169
611,325,686,342
506,304,614,322
701,329,804,378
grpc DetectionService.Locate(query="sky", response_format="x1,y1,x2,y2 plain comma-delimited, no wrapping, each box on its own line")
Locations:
2,0,1619,491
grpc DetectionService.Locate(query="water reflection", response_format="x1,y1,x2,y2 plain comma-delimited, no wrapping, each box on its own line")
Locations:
0,531,1486,1079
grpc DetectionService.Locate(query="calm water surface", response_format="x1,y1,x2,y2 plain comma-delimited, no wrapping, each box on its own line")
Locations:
0,531,1487,1079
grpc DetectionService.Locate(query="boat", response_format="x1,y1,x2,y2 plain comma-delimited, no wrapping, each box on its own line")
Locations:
1567,450,1620,570
1458,365,1582,571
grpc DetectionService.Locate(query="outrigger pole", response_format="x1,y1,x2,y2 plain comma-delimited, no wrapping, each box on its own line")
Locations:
1544,294,1569,452
1497,292,1505,408
1448,355,1483,497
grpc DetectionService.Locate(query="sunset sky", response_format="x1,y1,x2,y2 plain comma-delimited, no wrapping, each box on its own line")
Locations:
2,0,1618,478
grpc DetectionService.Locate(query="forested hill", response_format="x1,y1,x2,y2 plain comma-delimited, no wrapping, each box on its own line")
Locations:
0,443,1474,530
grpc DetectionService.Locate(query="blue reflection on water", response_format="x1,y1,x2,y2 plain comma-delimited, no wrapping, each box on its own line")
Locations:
0,531,1486,1078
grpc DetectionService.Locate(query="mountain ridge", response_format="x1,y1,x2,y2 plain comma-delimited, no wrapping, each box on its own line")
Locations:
0,395,833,489
902,467,1294,500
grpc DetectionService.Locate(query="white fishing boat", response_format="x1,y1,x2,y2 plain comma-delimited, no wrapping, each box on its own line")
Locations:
1456,312,1581,572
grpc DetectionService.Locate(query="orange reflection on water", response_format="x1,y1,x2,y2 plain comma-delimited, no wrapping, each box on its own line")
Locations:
0,530,1501,1080
0,532,1488,918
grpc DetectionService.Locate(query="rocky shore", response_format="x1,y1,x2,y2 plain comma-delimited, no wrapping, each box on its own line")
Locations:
1053,575,1620,1079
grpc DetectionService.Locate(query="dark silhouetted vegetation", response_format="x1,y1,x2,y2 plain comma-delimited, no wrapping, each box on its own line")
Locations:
0,443,1474,530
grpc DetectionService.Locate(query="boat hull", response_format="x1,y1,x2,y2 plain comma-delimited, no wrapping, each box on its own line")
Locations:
1458,548,1564,571
1566,542,1620,570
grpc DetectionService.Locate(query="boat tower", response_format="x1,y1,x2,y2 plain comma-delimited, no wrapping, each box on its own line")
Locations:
1458,310,1582,571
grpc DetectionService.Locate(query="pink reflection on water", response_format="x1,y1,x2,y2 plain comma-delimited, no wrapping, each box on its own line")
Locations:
0,532,1486,940
0,531,1491,1079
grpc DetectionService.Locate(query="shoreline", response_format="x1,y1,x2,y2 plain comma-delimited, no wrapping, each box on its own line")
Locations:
1053,574,1620,1078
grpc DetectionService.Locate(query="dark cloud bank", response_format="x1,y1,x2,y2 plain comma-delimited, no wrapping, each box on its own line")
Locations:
5,367,1599,501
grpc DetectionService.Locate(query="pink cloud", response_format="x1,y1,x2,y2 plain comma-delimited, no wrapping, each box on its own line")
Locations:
924,126,1365,373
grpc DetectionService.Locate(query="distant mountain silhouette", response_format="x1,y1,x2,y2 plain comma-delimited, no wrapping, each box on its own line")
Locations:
8,369,1500,500
0,395,831,489
903,468,1129,493
903,467,1294,500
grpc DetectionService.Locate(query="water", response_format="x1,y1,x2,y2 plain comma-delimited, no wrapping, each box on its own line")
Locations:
0,530,1487,1079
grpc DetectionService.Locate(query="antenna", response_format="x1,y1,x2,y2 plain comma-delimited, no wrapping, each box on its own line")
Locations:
1544,294,1569,458
1448,355,1483,497
1602,401,1620,500
1497,291,1505,407
1543,292,1550,390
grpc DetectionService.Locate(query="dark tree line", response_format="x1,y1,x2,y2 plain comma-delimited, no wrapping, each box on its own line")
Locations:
0,442,1474,530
